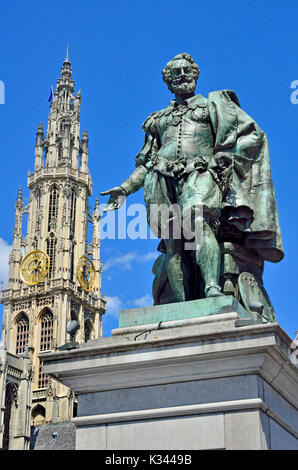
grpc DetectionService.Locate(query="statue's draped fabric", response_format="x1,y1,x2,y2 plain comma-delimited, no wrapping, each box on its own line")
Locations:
121,90,283,264
208,90,283,263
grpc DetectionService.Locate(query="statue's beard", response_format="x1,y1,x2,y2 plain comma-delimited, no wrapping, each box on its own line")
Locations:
168,77,197,96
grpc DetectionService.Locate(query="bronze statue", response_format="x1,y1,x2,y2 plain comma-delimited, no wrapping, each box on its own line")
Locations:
101,53,283,320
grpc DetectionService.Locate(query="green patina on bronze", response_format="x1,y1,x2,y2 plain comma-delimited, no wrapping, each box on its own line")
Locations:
101,53,283,322
118,296,252,328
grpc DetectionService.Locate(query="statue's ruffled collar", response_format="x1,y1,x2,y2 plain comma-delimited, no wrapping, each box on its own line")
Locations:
170,93,207,109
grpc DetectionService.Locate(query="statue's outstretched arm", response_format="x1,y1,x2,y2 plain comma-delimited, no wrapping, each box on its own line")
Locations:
100,165,147,212
100,126,158,212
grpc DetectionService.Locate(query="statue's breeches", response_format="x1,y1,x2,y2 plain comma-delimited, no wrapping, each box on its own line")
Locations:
144,169,221,239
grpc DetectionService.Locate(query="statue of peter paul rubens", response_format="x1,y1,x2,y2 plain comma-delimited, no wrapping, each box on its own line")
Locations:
101,53,283,321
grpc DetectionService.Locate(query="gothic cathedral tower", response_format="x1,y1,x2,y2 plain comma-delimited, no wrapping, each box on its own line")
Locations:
1,53,106,428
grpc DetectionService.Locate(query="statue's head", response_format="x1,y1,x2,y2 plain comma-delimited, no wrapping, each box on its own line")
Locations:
162,53,200,96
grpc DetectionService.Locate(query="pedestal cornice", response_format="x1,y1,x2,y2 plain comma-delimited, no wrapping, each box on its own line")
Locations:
42,311,297,408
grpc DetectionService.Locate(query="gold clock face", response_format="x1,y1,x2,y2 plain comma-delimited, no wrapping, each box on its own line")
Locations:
76,255,96,292
20,250,50,285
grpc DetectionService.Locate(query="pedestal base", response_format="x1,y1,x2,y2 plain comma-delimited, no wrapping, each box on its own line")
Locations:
42,299,298,450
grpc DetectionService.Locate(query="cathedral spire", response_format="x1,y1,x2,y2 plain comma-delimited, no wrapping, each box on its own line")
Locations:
15,186,24,220
59,45,73,84
1,56,105,438
34,123,44,170
8,187,25,289
65,43,70,63
16,186,23,204
55,53,74,98
80,129,89,173
13,186,24,242
43,53,83,170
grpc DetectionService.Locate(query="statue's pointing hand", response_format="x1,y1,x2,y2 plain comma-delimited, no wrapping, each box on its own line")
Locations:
100,186,127,212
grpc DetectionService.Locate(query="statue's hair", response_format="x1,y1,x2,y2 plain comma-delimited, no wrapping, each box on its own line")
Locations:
162,53,200,85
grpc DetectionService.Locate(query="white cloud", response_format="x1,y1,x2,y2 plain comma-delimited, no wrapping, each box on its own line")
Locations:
142,252,158,262
103,250,158,272
105,296,122,318
131,294,153,308
0,238,12,288
105,293,153,319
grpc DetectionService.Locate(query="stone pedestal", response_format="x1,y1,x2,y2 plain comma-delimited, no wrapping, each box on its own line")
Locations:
42,298,298,450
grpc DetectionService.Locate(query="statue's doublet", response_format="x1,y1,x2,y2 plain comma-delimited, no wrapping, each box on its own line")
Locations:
136,94,222,222
138,94,216,177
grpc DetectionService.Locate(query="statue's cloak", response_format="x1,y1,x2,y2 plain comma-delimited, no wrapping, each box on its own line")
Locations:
208,90,284,263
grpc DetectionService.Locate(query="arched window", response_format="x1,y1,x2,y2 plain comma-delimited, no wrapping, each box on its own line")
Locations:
46,233,56,279
38,309,54,390
73,400,78,418
15,313,29,355
38,360,49,389
84,320,93,343
70,310,78,321
31,404,46,427
70,240,75,281
48,186,59,231
57,141,63,162
70,188,77,234
3,382,18,450
60,118,71,133
32,237,38,250
36,188,41,210
40,309,54,352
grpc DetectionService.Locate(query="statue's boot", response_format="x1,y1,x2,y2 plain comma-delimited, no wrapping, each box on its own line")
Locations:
167,252,186,302
205,284,223,298
196,220,224,298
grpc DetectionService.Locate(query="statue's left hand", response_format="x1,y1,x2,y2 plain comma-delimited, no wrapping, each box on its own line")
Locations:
100,186,127,211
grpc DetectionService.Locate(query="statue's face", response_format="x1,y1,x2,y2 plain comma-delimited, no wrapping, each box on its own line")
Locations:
168,59,196,96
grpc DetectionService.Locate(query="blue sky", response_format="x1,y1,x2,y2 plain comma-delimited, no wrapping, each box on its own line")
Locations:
0,0,297,339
